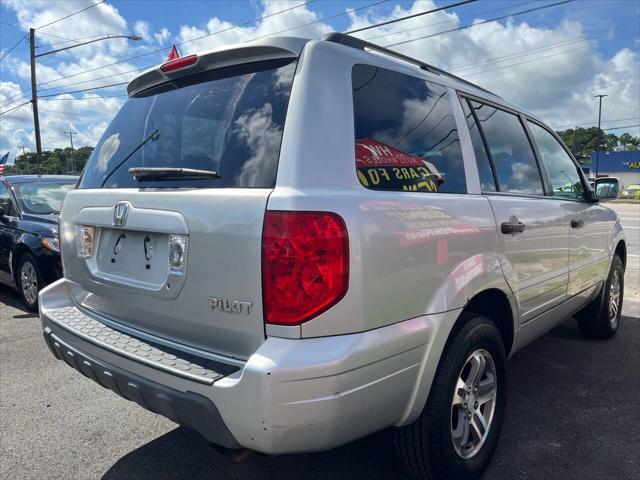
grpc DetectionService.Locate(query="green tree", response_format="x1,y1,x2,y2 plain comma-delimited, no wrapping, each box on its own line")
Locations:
618,133,640,150
2,146,94,175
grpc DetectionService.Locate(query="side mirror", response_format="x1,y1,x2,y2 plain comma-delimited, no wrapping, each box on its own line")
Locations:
595,178,620,200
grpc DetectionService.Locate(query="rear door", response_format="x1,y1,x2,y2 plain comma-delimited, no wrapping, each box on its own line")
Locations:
59,58,298,360
461,98,570,323
525,120,610,296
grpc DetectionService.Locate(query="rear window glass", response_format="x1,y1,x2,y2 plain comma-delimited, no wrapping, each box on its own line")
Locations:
79,59,297,189
460,98,497,192
352,64,466,194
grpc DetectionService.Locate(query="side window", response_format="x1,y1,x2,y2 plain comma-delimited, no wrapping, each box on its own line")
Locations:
352,64,466,194
460,98,496,192
0,183,13,216
469,100,544,196
527,121,585,200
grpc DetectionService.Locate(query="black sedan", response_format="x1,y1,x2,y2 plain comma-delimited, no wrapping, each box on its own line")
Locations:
0,175,78,311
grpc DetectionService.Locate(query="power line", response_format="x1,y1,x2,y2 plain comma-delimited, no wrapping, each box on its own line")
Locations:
0,100,31,117
346,0,478,35
362,0,541,41
36,1,106,30
602,124,640,131
386,0,576,47
553,117,640,130
41,94,128,101
449,24,637,75
513,73,639,103
0,34,28,62
461,32,637,78
37,81,128,99
37,65,151,94
242,0,391,43
36,0,320,89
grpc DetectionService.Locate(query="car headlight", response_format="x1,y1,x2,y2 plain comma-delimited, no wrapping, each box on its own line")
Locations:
42,236,60,252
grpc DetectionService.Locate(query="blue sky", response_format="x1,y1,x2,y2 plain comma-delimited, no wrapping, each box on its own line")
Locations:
1,0,639,160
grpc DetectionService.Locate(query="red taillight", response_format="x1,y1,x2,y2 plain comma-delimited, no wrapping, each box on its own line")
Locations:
262,211,349,326
160,54,197,73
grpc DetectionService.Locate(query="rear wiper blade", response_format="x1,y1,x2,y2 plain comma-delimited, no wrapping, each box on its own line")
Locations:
128,167,221,181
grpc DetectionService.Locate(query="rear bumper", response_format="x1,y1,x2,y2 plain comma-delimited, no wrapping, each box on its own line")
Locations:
40,279,455,454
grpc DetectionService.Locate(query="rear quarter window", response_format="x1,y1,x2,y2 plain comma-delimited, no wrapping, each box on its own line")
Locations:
352,64,466,194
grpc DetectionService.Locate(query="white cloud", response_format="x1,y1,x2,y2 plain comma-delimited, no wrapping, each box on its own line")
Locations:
1,0,638,163
134,20,152,41
154,27,171,45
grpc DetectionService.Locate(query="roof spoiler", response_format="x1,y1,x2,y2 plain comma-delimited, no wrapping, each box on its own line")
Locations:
322,32,497,97
127,37,308,97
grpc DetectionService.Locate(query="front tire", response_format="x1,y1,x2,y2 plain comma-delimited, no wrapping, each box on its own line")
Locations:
395,314,506,480
16,252,43,312
576,254,624,339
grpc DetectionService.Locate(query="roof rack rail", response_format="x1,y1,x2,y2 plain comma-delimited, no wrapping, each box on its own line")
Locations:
322,32,498,97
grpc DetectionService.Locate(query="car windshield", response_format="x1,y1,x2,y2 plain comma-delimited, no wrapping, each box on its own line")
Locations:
13,181,76,215
78,58,297,189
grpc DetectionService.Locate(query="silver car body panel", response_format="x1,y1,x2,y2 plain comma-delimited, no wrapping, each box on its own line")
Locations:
40,36,625,453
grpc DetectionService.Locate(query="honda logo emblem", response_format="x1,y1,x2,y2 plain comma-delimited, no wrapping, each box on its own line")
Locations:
113,202,129,227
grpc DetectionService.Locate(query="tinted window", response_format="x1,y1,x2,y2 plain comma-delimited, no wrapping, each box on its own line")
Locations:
470,101,543,195
79,59,296,189
13,182,75,214
460,98,496,192
0,183,11,216
352,65,466,194
527,122,584,200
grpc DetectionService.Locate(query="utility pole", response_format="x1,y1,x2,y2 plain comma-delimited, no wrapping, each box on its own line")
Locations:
18,145,28,174
29,28,43,158
64,130,77,174
594,94,607,178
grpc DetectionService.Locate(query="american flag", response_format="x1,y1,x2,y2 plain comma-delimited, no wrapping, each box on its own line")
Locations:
0,152,9,176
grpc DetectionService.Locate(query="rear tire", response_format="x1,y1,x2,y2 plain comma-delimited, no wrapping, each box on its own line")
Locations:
576,255,624,339
395,314,506,480
16,252,43,312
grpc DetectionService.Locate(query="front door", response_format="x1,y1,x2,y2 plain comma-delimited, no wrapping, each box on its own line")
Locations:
460,99,570,324
525,120,610,296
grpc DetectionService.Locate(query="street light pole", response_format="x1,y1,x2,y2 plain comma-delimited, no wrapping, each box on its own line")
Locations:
28,32,142,159
594,94,608,178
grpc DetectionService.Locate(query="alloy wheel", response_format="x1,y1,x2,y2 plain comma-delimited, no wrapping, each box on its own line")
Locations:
451,349,497,459
608,269,621,328
20,261,38,306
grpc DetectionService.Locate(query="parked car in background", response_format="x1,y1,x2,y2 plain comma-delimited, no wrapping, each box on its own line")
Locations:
620,183,640,199
0,175,78,310
39,33,626,480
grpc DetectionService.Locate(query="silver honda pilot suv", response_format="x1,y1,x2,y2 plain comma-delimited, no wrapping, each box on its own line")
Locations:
39,33,626,480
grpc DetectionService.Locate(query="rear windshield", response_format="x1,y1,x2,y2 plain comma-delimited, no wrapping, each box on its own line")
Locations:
79,58,297,189
14,181,75,214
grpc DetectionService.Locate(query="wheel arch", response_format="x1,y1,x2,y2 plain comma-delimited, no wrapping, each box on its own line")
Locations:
10,242,33,282
462,288,517,357
614,239,626,269
396,287,517,427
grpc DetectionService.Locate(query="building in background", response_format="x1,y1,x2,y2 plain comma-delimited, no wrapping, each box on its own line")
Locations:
583,151,640,187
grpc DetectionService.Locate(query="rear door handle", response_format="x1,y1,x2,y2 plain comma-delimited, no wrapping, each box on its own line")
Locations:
501,221,526,234
571,218,584,229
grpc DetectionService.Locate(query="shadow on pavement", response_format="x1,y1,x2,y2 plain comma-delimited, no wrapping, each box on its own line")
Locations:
102,427,399,480
0,284,36,318
101,315,640,480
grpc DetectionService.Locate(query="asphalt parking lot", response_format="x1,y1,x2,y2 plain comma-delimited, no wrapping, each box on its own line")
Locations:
1,203,639,480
